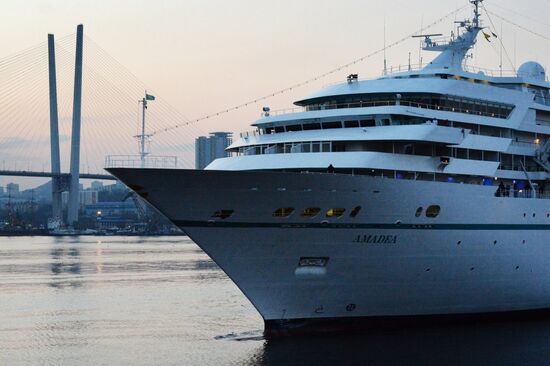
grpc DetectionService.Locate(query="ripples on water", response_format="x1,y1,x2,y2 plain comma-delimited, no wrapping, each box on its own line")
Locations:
1,236,550,365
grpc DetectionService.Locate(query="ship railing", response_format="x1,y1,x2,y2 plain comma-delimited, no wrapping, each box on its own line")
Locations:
381,63,550,81
259,107,305,117
247,99,508,122
321,64,548,90
462,65,520,78
510,139,540,148
496,189,550,199
240,129,264,138
304,100,506,118
104,155,178,169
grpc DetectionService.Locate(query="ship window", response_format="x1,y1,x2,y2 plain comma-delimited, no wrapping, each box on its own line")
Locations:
322,121,342,129
211,210,234,219
298,257,329,267
350,206,361,218
415,207,423,217
273,207,294,218
312,142,320,152
322,142,331,152
303,123,321,130
301,207,321,217
344,120,359,128
286,124,302,131
274,126,285,133
426,205,441,218
326,208,345,217
360,119,375,127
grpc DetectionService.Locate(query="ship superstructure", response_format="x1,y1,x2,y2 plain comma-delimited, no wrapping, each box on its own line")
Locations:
109,0,550,336
212,0,550,193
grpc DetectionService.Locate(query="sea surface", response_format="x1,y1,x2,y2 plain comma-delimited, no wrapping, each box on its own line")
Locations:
2,236,550,366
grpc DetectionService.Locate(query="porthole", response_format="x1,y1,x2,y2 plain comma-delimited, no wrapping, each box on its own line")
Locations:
533,213,536,217
273,207,294,218
493,240,497,245
457,241,461,245
301,207,321,218
326,208,345,218
415,207,423,217
211,210,234,219
523,213,527,217
350,206,362,218
426,205,441,218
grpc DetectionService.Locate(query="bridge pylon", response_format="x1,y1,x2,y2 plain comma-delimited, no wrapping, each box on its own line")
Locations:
47,33,63,225
67,24,84,227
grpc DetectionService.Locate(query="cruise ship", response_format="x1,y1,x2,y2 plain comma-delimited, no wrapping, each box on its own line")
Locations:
108,0,550,336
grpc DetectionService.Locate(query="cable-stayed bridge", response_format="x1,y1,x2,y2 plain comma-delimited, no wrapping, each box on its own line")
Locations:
0,24,208,227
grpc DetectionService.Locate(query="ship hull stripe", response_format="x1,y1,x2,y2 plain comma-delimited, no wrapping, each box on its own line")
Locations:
175,221,550,230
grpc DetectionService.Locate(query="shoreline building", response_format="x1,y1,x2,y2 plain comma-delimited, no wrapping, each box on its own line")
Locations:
195,132,232,169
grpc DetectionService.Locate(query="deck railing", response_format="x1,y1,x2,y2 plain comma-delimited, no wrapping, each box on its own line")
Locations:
253,98,509,121
104,155,178,169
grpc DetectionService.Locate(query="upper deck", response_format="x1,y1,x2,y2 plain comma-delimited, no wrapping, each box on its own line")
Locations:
211,0,550,192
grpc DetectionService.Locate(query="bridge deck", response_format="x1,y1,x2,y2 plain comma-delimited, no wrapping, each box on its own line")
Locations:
0,170,116,180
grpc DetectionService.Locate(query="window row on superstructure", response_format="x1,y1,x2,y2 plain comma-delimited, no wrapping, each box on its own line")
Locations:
234,139,546,173
297,92,514,119
262,115,420,134
245,114,549,150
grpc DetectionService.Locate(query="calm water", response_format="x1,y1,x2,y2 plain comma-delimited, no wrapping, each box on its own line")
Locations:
2,236,550,366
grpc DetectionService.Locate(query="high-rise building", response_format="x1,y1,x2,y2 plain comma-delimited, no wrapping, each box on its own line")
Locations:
195,132,233,169
91,181,104,190
62,190,98,210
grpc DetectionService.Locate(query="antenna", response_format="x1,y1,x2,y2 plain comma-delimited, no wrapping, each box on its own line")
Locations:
470,0,483,28
383,16,387,75
499,22,503,77
411,33,443,38
136,91,155,168
419,15,424,67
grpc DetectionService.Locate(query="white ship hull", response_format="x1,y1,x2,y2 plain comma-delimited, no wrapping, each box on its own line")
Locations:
108,168,550,334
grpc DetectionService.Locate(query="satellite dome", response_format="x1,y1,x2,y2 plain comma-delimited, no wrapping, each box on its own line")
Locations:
518,61,546,81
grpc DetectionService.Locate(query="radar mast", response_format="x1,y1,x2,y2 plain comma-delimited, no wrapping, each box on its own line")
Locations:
419,0,484,71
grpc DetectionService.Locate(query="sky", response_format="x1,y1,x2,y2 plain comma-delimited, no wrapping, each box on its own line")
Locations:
1,0,549,189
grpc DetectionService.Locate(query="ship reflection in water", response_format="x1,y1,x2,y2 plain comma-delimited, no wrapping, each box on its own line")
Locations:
242,321,550,365
50,240,82,289
1,236,550,366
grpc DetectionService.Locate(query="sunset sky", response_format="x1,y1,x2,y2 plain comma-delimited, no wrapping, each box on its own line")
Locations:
1,0,549,189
